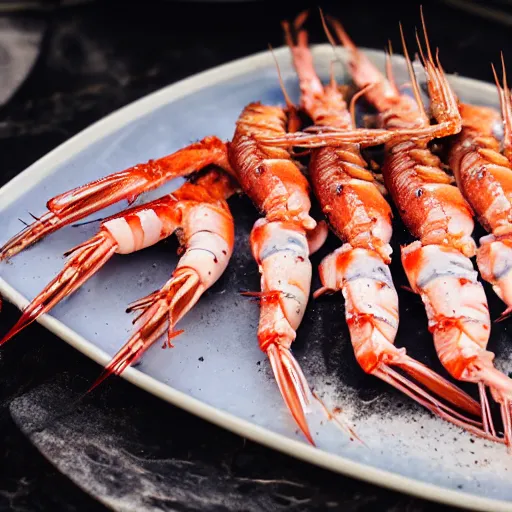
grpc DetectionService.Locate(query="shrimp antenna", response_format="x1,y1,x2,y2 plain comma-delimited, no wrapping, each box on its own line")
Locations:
399,22,428,123
420,5,434,63
502,51,509,88
319,8,344,67
293,8,309,31
329,59,337,88
385,40,398,91
282,19,294,48
319,10,344,91
435,47,444,73
418,8,444,74
501,51,511,107
282,10,309,49
491,62,504,110
417,8,460,122
415,28,427,67
491,61,500,90
349,83,376,128
268,43,294,109
495,52,512,159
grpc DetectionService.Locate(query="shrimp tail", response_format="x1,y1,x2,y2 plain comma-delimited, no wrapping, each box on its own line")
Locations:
493,52,512,160
0,210,75,263
261,308,358,445
250,219,356,444
251,218,316,444
400,241,512,443
266,342,315,445
373,359,501,441
390,355,480,416
0,231,117,346
471,365,512,446
87,268,203,393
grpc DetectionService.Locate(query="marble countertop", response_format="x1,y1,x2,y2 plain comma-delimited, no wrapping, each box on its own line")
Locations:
0,1,510,510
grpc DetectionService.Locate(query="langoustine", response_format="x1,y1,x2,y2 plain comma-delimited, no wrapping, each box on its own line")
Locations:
315,10,512,446
227,97,334,445
1,168,238,389
276,11,486,437
447,58,512,322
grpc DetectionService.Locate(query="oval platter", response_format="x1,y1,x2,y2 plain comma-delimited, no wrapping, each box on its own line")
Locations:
1,44,512,512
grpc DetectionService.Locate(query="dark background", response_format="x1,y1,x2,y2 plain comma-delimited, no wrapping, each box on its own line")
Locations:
0,0,510,510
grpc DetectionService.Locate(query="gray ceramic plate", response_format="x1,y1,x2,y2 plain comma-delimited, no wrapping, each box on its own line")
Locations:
1,45,511,512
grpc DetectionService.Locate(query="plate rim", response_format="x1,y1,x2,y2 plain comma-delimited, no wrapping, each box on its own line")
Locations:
0,43,508,512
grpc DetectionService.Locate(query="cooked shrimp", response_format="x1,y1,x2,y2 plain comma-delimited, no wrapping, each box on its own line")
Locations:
228,99,343,445
279,12,486,438
324,9,511,446
448,59,512,321
89,168,237,389
1,169,238,387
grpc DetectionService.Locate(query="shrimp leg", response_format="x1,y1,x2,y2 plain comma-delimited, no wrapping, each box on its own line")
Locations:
0,169,238,347
0,136,233,261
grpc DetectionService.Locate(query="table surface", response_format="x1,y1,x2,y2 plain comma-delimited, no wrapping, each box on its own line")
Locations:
1,1,511,510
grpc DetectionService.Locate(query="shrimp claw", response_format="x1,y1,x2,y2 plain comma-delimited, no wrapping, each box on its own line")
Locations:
0,136,233,261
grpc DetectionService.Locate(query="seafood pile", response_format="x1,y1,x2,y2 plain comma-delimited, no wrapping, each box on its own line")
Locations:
2,8,512,451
